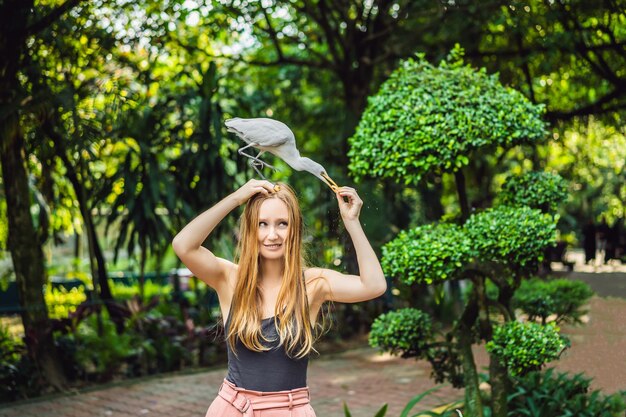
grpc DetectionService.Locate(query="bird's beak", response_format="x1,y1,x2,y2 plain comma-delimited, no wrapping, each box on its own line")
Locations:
321,172,340,192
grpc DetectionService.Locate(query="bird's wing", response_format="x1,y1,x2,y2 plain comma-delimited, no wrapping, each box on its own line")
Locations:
225,117,294,147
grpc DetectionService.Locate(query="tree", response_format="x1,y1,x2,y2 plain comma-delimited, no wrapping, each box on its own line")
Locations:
0,0,87,390
351,48,568,417
349,46,546,220
466,0,626,123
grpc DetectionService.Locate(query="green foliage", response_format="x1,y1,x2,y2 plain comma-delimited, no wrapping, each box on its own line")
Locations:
465,206,557,268
545,118,626,224
344,402,387,417
499,171,568,213
382,223,473,285
44,285,87,319
508,369,626,417
513,278,594,325
72,314,136,379
486,321,569,376
110,280,172,302
0,325,40,402
124,309,191,375
369,308,433,358
343,386,461,417
348,45,546,184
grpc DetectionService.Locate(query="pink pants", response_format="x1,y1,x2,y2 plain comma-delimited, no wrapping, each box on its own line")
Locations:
205,379,316,417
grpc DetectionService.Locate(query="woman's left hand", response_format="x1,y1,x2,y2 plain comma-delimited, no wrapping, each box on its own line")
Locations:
336,187,363,222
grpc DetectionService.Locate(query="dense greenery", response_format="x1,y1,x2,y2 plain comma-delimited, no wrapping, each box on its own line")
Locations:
513,278,594,325
381,223,472,285
355,46,583,417
508,369,626,417
369,308,432,357
499,171,569,213
485,321,568,376
465,205,557,268
348,46,546,185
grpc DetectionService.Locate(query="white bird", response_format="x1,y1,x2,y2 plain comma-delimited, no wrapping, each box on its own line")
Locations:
225,117,339,192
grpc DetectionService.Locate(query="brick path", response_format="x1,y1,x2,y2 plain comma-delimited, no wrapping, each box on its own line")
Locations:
2,265,625,417
0,348,461,417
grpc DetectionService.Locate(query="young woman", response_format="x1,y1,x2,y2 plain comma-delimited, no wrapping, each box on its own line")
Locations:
172,179,386,417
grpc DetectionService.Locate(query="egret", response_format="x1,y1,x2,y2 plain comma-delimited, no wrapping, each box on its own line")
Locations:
225,117,340,192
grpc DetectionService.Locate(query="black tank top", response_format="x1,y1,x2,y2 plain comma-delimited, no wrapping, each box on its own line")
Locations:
224,308,309,391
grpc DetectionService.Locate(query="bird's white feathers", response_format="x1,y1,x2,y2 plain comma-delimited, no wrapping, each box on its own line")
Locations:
225,117,295,149
225,117,331,184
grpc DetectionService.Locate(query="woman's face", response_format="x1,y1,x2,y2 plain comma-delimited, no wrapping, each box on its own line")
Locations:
257,198,290,260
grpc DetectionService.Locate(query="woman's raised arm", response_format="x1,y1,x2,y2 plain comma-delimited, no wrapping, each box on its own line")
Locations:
172,179,275,289
311,187,387,303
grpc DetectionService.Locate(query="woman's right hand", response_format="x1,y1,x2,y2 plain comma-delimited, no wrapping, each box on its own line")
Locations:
231,179,276,205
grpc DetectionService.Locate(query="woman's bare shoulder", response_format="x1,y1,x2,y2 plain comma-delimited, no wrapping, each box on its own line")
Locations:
303,267,329,303
304,267,326,280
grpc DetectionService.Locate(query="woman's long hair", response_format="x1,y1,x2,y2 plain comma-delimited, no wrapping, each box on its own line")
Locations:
227,183,321,358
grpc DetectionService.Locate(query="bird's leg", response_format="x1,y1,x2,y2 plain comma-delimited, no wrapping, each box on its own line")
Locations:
251,150,277,171
249,159,268,180
237,142,259,159
238,145,277,173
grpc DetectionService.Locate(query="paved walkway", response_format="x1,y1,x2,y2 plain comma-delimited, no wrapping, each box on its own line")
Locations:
2,260,626,417
0,347,461,417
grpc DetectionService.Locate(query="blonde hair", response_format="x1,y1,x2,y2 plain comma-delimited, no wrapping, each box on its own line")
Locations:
227,183,323,358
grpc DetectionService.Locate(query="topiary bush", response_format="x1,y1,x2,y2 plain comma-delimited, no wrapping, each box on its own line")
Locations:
464,205,557,268
499,171,568,214
513,278,594,325
369,308,433,358
348,45,546,185
486,321,569,376
381,223,473,285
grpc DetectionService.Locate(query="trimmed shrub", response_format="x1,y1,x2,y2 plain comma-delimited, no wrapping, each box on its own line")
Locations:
348,45,546,184
369,308,432,358
513,278,594,324
465,205,557,268
486,321,569,376
382,223,473,285
499,171,568,214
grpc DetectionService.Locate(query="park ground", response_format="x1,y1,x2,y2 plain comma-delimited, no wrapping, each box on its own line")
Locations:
1,250,625,417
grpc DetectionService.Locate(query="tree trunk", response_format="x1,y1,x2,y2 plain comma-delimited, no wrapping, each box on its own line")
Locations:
454,169,470,222
456,293,484,417
0,115,68,390
139,239,146,301
489,355,509,417
457,323,484,417
0,0,69,388
46,124,124,332
475,274,509,417
418,181,445,222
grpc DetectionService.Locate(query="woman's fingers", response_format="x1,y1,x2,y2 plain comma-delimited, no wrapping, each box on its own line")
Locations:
337,188,362,205
336,187,363,220
238,179,276,201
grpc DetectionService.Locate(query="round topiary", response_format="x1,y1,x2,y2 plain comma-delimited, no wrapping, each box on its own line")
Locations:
485,321,569,376
499,171,568,213
369,308,433,358
348,45,546,184
513,278,594,324
381,223,474,285
464,205,557,268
